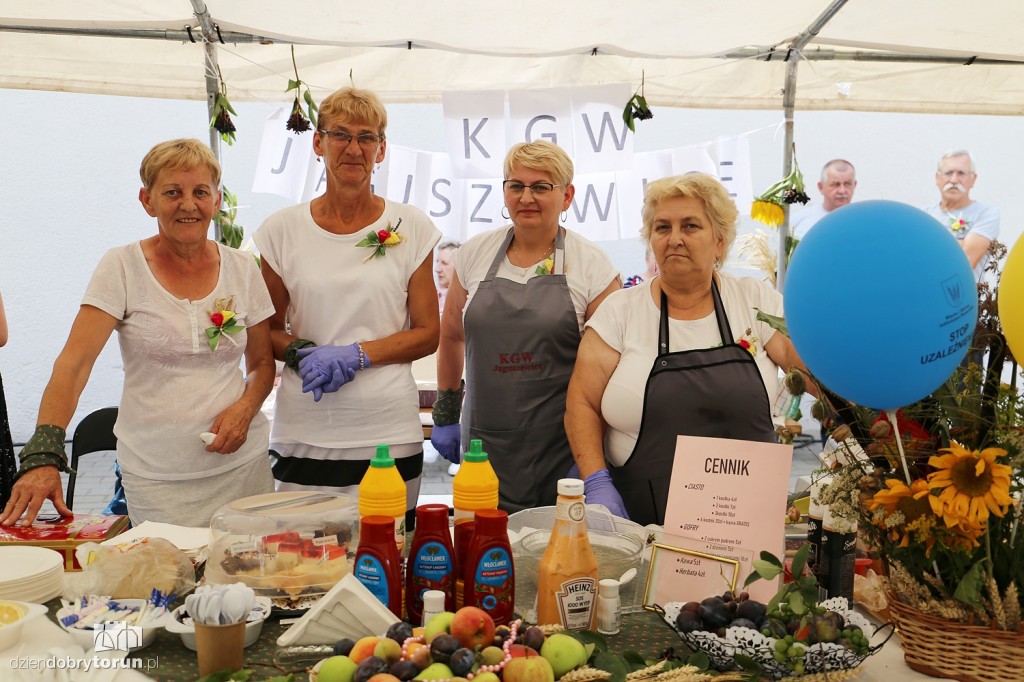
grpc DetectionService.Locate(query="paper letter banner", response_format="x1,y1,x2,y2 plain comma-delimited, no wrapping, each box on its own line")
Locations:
509,88,572,147
671,144,718,178
571,84,634,173
443,91,505,179
616,151,675,240
252,108,316,202
712,135,753,210
659,435,793,603
566,172,620,242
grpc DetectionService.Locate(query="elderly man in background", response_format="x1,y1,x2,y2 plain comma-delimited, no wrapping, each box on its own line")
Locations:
922,149,999,282
435,240,460,313
790,159,857,237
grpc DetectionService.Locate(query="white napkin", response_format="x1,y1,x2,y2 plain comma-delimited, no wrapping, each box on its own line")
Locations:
99,521,209,554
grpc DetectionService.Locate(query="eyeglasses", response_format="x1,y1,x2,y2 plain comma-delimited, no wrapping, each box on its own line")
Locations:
941,170,973,179
319,129,384,148
502,181,559,196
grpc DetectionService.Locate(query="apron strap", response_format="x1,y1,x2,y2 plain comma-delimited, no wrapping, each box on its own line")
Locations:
658,277,735,356
483,226,517,281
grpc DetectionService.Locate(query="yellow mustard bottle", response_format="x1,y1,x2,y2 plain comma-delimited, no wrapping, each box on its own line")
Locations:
536,478,599,629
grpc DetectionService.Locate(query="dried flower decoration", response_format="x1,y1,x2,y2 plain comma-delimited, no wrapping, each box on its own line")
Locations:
751,146,810,227
622,71,654,133
285,46,318,133
210,80,237,146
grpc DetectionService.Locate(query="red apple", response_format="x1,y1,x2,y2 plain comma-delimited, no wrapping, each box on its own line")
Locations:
507,644,541,658
502,655,554,682
450,606,496,650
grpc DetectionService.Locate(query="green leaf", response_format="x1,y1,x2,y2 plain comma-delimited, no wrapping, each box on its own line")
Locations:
286,79,299,91
732,653,761,672
205,327,220,339
789,542,810,580
788,590,806,615
752,559,783,579
755,308,788,337
355,232,378,248
568,629,606,654
759,550,783,567
223,322,246,335
953,558,988,607
621,650,646,669
591,651,629,682
685,651,710,670
304,89,315,106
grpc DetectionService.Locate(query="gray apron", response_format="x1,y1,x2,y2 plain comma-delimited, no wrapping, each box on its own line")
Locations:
463,227,581,513
609,279,776,526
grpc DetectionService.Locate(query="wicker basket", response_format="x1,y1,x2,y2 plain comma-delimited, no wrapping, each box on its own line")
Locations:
888,594,1024,681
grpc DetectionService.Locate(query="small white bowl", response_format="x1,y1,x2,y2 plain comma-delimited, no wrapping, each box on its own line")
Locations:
57,599,166,652
0,601,48,652
165,596,272,650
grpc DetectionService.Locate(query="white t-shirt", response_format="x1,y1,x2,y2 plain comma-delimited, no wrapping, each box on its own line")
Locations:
82,242,274,480
454,226,620,334
585,273,784,466
253,200,440,454
789,203,829,238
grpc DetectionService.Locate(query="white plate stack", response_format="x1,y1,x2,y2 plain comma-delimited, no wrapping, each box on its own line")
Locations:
0,546,64,603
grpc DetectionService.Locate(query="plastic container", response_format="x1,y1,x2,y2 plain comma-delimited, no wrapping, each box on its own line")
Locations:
420,590,446,628
205,491,358,599
453,440,499,524
354,516,403,617
405,504,456,624
597,578,620,635
507,504,647,622
462,508,514,626
359,444,407,554
537,479,599,630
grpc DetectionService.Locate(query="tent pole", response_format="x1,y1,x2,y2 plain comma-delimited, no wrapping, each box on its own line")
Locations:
191,0,223,241
779,60,797,291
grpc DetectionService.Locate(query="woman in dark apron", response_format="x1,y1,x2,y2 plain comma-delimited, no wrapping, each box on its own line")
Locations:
565,173,809,526
432,141,620,513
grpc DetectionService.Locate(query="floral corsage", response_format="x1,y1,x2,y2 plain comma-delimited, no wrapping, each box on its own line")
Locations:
736,327,759,356
950,216,969,236
535,257,554,276
205,297,245,351
356,218,404,262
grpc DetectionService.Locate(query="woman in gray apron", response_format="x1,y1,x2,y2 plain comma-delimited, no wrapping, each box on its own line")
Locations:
565,173,809,526
432,141,620,513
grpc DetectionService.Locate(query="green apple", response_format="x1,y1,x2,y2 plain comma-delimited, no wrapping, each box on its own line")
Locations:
502,655,554,682
413,662,453,680
539,633,588,678
316,655,358,682
423,611,456,642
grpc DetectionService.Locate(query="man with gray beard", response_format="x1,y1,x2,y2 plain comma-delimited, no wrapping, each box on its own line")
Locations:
923,150,999,282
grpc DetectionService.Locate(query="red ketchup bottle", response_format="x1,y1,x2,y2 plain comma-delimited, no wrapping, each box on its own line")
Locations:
354,515,403,617
405,504,456,624
462,508,514,625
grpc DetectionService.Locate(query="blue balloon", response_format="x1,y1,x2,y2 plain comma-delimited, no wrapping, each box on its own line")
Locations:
784,200,977,410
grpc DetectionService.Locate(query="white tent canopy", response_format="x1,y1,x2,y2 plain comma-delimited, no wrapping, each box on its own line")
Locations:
3,0,1024,114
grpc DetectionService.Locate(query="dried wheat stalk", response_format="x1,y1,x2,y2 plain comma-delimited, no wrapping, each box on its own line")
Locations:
625,660,667,679
556,666,612,682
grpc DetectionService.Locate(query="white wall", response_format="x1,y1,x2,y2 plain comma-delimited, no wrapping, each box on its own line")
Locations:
2,88,1022,442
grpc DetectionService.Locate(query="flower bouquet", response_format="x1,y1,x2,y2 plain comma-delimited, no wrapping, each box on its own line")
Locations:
804,244,1024,679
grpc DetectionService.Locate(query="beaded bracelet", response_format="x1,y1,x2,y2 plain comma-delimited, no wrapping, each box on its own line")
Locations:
357,343,367,370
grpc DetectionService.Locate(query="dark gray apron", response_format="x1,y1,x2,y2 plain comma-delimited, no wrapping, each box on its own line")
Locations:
609,279,776,526
463,227,581,513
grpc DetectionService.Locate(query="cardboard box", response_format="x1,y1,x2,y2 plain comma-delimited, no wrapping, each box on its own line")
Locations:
0,513,130,571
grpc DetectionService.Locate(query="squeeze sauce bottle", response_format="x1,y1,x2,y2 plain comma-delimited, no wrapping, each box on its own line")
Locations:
462,508,514,626
452,439,499,579
536,478,599,630
405,504,456,624
354,515,403,617
359,444,407,554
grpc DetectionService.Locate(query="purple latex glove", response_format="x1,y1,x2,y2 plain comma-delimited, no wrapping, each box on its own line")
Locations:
296,343,369,401
583,469,629,519
430,424,462,464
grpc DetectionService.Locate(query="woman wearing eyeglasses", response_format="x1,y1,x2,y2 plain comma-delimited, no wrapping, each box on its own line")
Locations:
253,87,440,526
432,141,620,512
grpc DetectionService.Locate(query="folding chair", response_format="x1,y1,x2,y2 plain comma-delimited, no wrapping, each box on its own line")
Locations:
65,407,118,509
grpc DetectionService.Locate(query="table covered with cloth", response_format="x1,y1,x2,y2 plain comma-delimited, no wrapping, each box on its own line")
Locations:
19,600,930,681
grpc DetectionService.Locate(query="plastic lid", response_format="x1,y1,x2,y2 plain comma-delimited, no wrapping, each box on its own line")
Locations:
599,578,619,597
473,508,508,535
464,439,488,463
360,515,396,544
422,590,446,611
415,503,451,531
557,478,585,496
369,444,395,468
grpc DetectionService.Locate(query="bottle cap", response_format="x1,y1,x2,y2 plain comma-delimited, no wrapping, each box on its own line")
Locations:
599,578,619,598
415,504,451,531
422,590,446,612
473,508,508,535
557,478,585,497
360,515,396,544
464,439,488,463
369,444,395,468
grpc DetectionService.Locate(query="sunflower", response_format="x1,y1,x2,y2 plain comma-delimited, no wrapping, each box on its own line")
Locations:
751,200,785,227
865,478,942,554
927,443,1012,527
